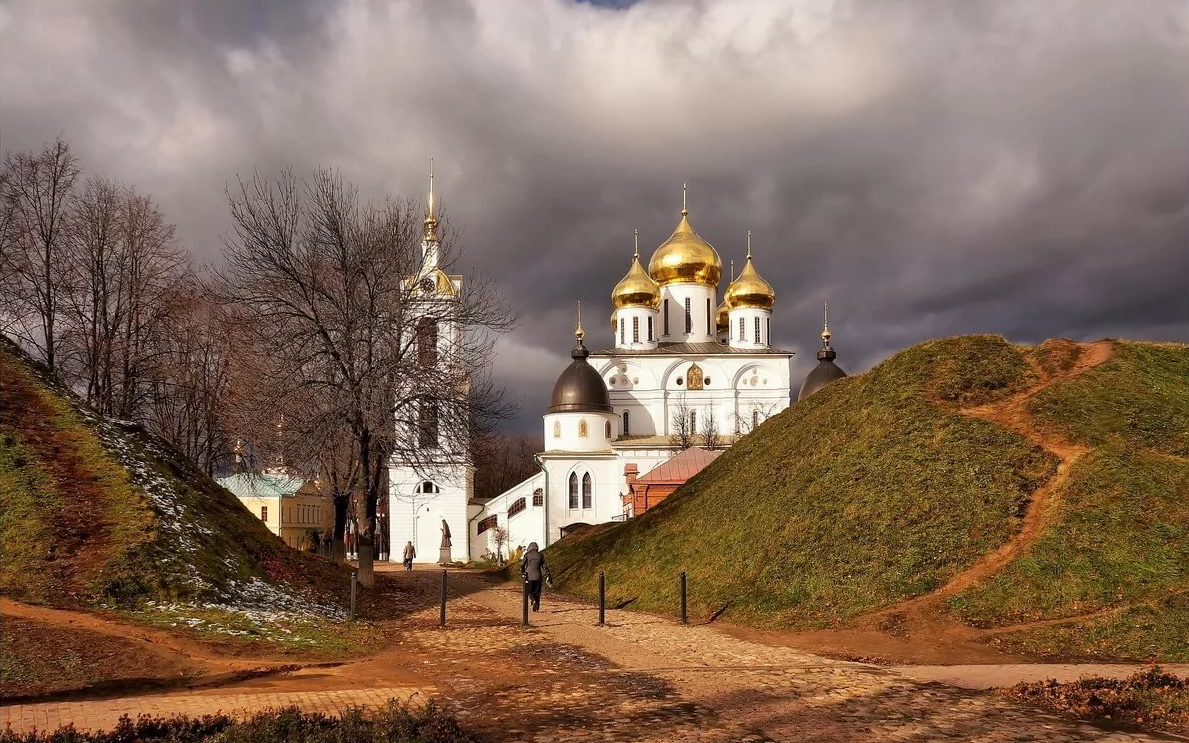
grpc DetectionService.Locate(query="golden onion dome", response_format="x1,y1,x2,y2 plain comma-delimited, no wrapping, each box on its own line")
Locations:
647,195,722,287
715,300,730,333
724,249,776,311
612,236,662,310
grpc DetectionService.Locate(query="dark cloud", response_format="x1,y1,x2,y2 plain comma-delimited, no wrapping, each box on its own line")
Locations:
2,0,1186,433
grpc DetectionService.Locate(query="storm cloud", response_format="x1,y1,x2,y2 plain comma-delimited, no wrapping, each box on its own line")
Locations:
2,0,1186,431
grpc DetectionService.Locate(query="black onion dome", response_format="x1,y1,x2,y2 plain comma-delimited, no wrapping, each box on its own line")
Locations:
798,340,847,401
548,337,612,413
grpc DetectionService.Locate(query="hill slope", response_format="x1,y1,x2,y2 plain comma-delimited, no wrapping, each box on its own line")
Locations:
0,338,350,648
546,336,1188,662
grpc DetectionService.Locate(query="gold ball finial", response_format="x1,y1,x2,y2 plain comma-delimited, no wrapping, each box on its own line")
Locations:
822,302,832,344
575,300,585,341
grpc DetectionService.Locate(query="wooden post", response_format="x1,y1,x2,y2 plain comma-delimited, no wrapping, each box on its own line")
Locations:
598,571,606,626
679,571,688,625
439,570,448,627
350,570,357,621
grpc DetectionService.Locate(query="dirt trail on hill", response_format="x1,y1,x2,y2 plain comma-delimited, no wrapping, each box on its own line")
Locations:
800,340,1117,663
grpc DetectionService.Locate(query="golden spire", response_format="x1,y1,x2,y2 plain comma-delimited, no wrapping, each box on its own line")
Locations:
746,230,753,259
822,302,832,344
681,182,688,216
423,156,439,242
575,300,585,341
730,259,735,282
633,228,639,260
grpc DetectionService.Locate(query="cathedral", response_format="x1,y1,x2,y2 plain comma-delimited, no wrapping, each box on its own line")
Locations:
388,179,846,563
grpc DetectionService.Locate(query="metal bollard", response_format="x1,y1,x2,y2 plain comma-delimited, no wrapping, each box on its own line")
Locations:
598,571,606,626
439,570,448,627
350,570,357,621
679,571,687,625
522,579,530,628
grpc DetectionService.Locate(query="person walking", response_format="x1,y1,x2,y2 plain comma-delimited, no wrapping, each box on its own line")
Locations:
402,541,416,571
520,542,553,612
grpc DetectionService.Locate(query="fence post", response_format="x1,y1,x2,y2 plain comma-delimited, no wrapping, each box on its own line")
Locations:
598,571,606,626
679,570,687,625
522,578,530,628
439,570,448,627
350,570,357,621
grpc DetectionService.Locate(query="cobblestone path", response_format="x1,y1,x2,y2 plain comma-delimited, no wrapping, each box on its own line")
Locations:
3,570,1182,742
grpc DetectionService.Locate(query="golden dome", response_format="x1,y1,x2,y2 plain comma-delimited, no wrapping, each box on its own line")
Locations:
612,234,662,310
647,196,722,287
715,300,730,333
724,249,775,311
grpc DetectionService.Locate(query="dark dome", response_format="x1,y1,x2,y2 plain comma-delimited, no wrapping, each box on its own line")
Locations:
548,338,612,413
797,343,847,401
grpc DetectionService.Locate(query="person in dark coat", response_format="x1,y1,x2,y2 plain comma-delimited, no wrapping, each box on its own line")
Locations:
520,542,553,612
402,541,416,570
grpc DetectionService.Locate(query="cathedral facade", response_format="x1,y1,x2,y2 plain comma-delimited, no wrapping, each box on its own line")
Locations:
388,180,845,564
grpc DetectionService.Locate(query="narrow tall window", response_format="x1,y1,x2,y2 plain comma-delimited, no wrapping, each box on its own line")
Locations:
568,472,579,509
620,320,625,346
647,316,654,341
754,317,761,343
684,298,692,333
752,410,759,430
706,298,712,335
553,420,561,438
663,299,670,335
605,420,612,438
632,316,639,343
260,506,268,521
419,399,439,448
582,473,592,509
417,317,438,366
622,410,630,435
738,317,745,340
766,317,770,345
578,418,588,438
690,409,697,433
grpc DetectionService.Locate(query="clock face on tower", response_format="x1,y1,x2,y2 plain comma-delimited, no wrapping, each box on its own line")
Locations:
420,277,436,295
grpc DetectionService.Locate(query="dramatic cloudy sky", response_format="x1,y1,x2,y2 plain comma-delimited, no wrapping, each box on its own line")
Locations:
2,0,1186,431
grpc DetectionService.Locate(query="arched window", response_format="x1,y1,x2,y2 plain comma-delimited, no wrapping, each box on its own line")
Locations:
622,410,630,435
605,420,612,438
416,481,440,494
581,472,592,509
553,420,561,438
417,317,439,366
690,409,698,433
578,418,588,438
568,472,579,509
752,410,759,430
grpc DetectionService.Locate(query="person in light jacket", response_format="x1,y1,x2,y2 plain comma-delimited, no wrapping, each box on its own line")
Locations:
519,542,553,612
402,541,416,570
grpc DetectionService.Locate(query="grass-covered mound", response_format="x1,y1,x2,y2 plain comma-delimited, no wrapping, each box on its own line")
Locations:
548,335,1057,628
1027,341,1189,457
0,338,351,647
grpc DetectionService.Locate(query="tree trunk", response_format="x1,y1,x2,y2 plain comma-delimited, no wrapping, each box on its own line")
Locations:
332,493,349,562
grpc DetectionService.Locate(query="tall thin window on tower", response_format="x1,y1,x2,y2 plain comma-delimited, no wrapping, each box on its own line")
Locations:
663,299,670,336
766,317,770,345
620,321,625,346
684,298,692,333
647,316,654,341
690,409,697,434
568,472,579,509
622,410,630,435
632,316,639,343
417,318,438,366
419,399,439,449
754,317,761,343
738,317,745,340
706,298,712,335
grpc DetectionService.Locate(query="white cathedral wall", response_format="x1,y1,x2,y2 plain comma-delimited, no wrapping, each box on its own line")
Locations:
543,411,618,452
613,307,659,350
727,308,773,350
389,463,473,564
658,284,717,344
469,471,547,561
540,454,624,545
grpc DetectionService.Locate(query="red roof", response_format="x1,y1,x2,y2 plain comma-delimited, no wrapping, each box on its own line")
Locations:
636,446,723,485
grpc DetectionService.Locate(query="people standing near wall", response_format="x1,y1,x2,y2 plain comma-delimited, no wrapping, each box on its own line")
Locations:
520,542,553,612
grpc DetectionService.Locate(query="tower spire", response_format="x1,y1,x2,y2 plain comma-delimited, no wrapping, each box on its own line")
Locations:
575,300,585,341
633,228,639,260
681,182,688,216
423,156,439,242
747,230,753,260
730,259,735,282
822,302,832,346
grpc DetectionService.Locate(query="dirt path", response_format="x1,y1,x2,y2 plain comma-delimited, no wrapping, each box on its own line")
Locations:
8,569,1182,741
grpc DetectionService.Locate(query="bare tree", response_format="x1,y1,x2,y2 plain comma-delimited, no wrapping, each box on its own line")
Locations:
218,168,515,586
701,406,723,450
1,137,81,371
491,525,510,566
472,432,543,500
669,393,694,450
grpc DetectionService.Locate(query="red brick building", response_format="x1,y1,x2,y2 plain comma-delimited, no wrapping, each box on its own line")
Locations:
623,446,723,517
